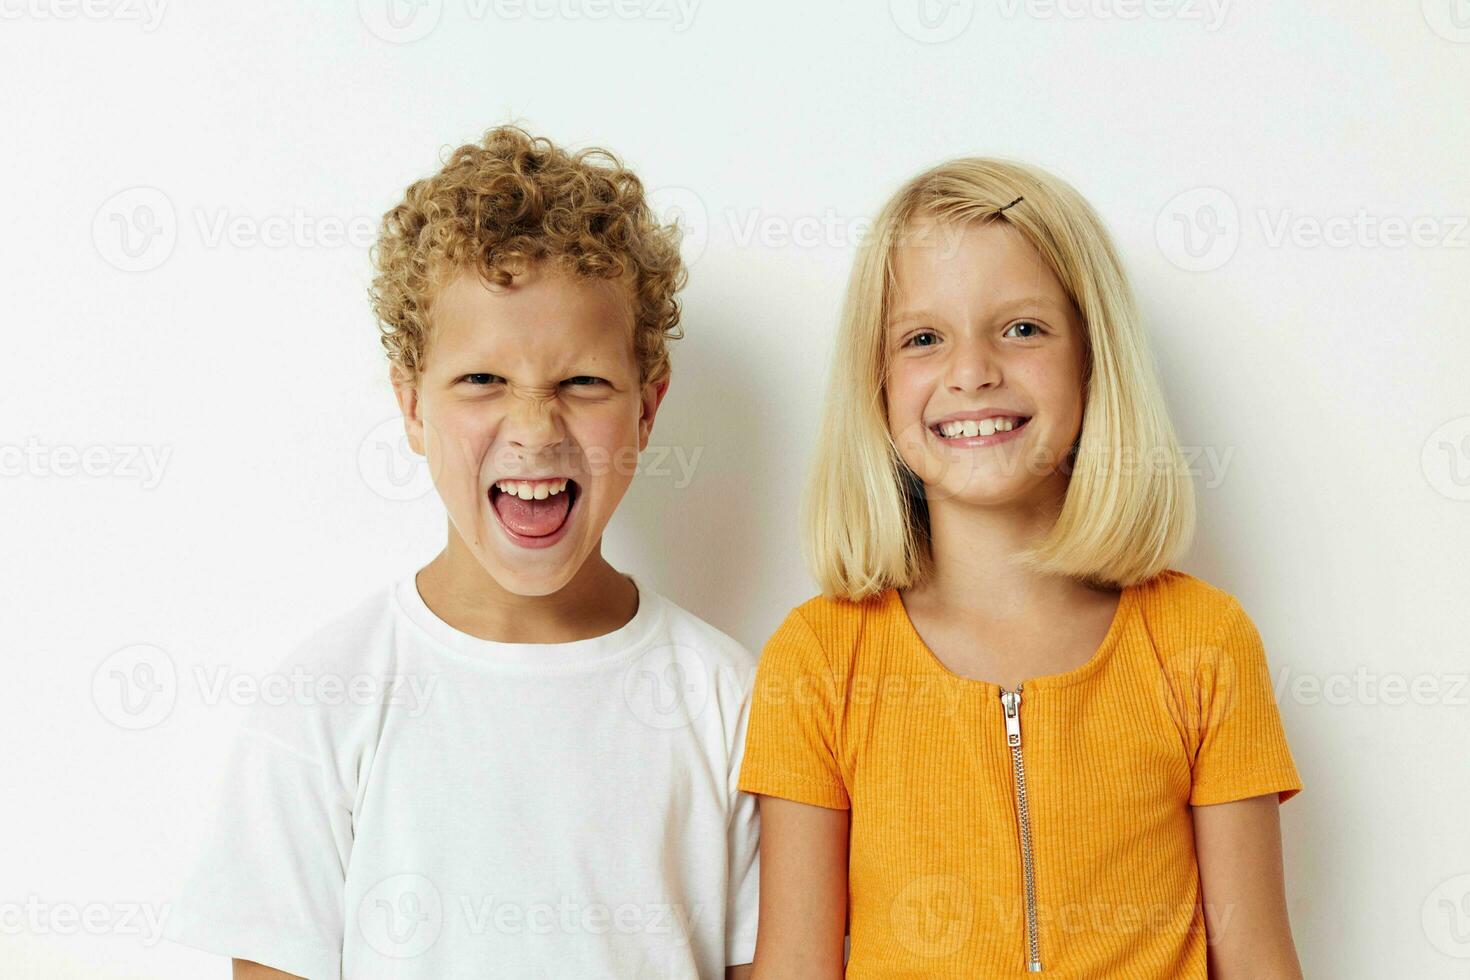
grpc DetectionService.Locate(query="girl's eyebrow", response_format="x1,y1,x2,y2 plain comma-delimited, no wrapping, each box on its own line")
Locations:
888,294,1067,326
993,294,1068,313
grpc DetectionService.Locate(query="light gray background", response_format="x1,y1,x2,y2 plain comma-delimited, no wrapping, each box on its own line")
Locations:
3,1,1468,976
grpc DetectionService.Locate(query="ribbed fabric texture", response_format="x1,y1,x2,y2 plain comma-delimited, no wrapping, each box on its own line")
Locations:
738,569,1302,978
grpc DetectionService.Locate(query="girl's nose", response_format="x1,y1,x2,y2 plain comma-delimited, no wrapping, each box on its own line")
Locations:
945,336,1001,392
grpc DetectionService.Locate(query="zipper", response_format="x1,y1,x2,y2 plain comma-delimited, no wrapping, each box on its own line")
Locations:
1000,684,1043,972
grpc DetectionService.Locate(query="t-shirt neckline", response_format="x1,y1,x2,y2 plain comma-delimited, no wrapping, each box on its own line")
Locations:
394,571,666,671
887,582,1138,693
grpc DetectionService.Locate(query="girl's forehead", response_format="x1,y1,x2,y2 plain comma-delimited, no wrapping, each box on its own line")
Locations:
895,217,1047,273
887,230,1072,320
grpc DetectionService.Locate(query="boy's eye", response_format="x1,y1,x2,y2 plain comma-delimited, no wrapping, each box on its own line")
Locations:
1004,321,1044,339
461,373,503,385
902,330,940,349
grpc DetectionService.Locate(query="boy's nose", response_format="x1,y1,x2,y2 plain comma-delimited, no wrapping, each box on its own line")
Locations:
502,393,566,452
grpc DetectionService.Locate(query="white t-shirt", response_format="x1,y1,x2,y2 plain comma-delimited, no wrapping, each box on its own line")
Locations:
166,574,760,979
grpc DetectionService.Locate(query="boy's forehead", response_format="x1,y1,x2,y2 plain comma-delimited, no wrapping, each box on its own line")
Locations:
427,264,637,366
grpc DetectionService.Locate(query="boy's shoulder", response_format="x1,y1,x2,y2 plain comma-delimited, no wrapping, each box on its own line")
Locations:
277,574,760,684
653,586,758,678
274,580,402,675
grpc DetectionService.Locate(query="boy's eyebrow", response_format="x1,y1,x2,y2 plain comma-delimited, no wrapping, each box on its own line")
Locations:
433,353,621,378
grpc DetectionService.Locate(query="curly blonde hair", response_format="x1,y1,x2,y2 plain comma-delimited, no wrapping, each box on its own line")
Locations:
369,125,686,385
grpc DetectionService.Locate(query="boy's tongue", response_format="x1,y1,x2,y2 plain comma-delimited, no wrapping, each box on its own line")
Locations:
493,489,571,538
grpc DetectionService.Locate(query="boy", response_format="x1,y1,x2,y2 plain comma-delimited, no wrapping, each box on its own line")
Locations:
167,127,759,978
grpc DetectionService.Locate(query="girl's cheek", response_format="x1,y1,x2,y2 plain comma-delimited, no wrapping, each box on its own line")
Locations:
885,360,915,404
892,366,931,426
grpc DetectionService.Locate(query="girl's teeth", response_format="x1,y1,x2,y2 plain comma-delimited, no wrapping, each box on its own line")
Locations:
495,478,570,499
936,417,1023,438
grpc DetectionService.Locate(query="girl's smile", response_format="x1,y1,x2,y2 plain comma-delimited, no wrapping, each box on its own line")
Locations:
927,410,1033,447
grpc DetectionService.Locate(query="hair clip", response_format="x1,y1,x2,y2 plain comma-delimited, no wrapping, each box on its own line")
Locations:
998,196,1024,213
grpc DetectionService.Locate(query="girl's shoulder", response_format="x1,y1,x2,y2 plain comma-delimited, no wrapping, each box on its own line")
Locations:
784,572,1246,639
763,589,902,675
1132,567,1246,619
767,572,1256,676
1129,568,1261,655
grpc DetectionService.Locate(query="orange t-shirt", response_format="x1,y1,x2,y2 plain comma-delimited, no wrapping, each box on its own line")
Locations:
738,569,1302,978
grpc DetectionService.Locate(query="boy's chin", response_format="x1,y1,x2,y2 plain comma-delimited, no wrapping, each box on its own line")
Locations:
474,544,589,598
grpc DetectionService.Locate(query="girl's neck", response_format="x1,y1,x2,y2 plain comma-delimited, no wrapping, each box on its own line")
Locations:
913,484,1075,616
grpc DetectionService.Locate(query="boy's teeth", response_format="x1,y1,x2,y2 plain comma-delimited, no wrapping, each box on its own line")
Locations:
495,478,570,500
937,417,1022,438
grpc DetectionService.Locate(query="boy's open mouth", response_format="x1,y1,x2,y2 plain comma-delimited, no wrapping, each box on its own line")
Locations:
489,477,580,547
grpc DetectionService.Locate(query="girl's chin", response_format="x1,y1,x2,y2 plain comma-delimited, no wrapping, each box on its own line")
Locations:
920,472,1061,506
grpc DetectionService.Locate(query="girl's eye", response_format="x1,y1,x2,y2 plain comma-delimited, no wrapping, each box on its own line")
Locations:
902,330,940,349
1004,321,1044,339
563,376,606,387
461,373,502,385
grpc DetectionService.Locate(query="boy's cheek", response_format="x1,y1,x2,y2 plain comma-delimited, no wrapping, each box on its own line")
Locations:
571,411,645,478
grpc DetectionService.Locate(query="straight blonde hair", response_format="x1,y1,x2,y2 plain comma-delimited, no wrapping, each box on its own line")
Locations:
805,158,1195,601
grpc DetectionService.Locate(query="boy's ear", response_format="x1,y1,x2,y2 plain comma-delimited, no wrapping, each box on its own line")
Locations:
391,366,427,456
637,375,670,451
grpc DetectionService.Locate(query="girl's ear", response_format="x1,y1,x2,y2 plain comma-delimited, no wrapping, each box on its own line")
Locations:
638,376,671,450
391,366,426,457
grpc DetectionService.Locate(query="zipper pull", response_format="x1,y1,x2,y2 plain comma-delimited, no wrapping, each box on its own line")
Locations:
1001,687,1022,748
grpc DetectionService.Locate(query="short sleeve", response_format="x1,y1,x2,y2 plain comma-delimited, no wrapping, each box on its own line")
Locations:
737,608,849,809
164,711,353,979
725,692,760,965
1183,598,1303,807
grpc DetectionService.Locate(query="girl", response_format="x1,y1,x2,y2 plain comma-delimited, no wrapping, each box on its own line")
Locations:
738,160,1304,978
